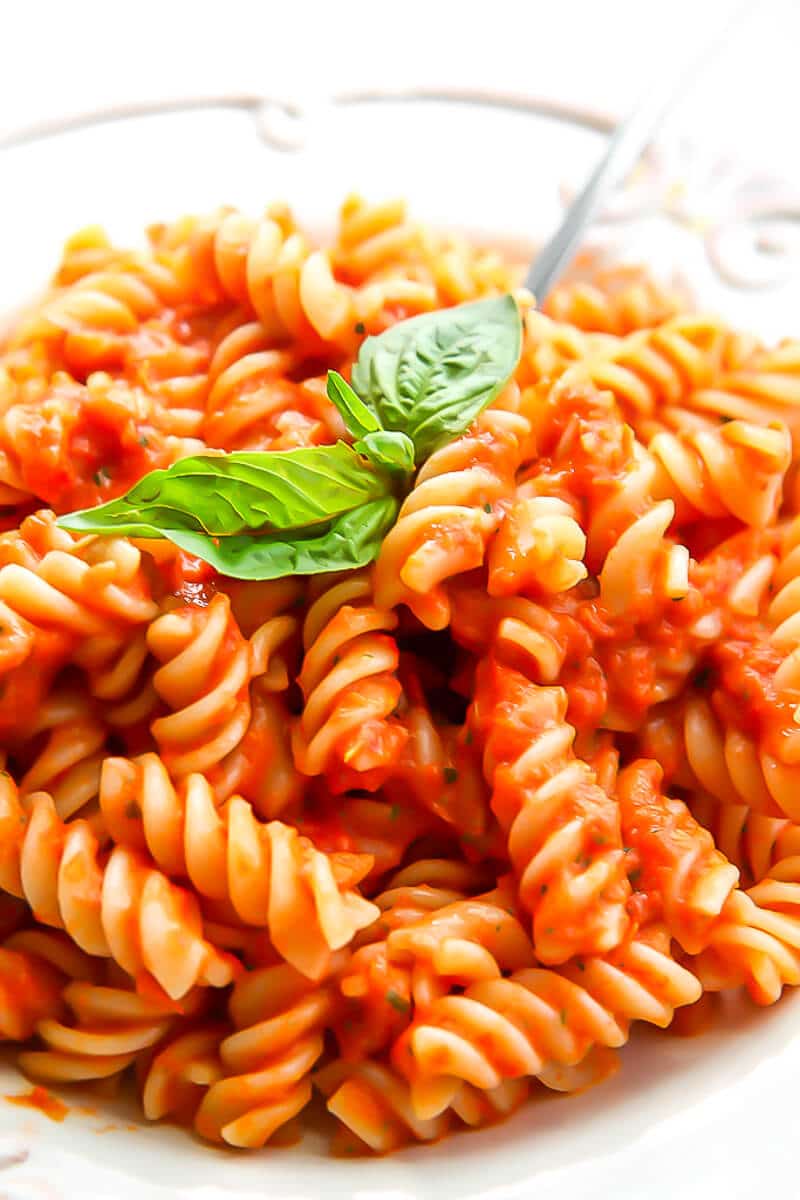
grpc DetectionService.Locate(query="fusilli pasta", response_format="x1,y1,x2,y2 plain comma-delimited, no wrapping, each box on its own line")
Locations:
2,196,800,1159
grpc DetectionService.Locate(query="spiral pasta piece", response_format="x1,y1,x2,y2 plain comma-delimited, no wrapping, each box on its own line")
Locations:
0,928,95,1041
335,867,488,1060
521,381,690,612
449,586,577,686
0,513,158,724
205,339,339,453
563,315,730,421
99,753,378,980
688,794,800,886
15,689,107,818
392,925,700,1115
19,979,204,1084
206,688,305,819
8,261,176,376
151,206,311,342
386,893,535,985
520,311,594,384
598,498,689,615
617,759,739,952
148,592,297,777
374,403,532,629
293,576,407,788
692,339,800,442
140,1023,228,1123
474,661,631,963
767,515,800,697
0,778,234,999
0,365,207,515
681,694,800,820
649,419,791,527
543,259,683,335
194,963,334,1148
487,494,588,597
315,1059,452,1152
333,194,505,315
693,874,800,1005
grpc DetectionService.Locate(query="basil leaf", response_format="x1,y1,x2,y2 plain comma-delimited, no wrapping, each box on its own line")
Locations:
57,442,389,538
326,370,381,440
148,495,400,580
351,295,522,464
354,430,416,475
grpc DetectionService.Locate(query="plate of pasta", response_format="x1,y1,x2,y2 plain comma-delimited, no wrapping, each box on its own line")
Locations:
1,92,800,1200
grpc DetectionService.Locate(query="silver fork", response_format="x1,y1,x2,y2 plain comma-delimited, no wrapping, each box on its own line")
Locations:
525,2,754,300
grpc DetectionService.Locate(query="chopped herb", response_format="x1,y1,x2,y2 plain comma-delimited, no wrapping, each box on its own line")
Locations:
559,1009,567,1025
577,960,585,972
333,654,341,665
629,867,642,885
495,924,502,933
124,801,139,820
138,434,149,447
483,502,493,513
443,766,459,784
93,467,110,486
386,990,410,1014
540,884,548,894
465,729,473,746
389,803,401,822
354,322,366,335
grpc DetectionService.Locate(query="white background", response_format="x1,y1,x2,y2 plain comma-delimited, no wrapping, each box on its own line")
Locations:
2,0,799,180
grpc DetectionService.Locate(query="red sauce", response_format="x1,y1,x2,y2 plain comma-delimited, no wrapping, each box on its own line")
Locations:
6,1086,68,1122
711,635,798,757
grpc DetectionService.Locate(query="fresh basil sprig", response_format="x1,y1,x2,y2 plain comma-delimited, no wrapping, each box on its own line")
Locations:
58,294,522,579
352,294,522,464
327,371,415,474
151,495,400,581
58,443,388,539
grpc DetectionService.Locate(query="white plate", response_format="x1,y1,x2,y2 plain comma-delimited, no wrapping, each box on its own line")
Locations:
2,92,800,1199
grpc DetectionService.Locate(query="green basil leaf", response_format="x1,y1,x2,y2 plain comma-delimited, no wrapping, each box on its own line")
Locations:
146,495,400,580
326,370,382,440
354,430,416,475
351,295,522,464
57,442,390,538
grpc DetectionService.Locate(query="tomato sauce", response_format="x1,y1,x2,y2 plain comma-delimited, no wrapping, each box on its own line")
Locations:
6,1086,68,1122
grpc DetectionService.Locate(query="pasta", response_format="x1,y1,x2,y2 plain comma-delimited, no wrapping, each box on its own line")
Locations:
1,193,800,1158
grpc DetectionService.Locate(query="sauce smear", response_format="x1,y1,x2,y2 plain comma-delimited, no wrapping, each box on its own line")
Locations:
6,1086,68,1122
